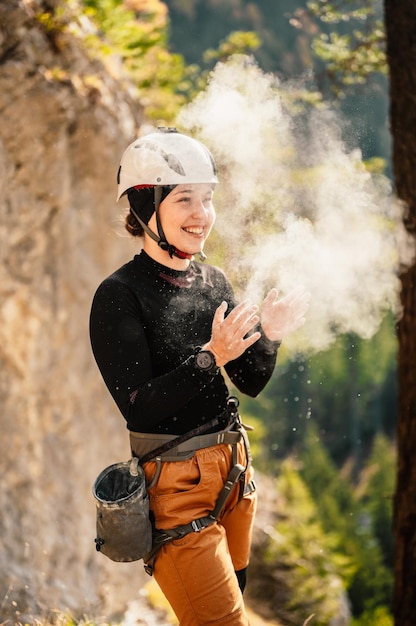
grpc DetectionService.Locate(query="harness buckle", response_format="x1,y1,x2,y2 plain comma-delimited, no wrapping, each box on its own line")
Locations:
191,519,206,533
154,531,174,546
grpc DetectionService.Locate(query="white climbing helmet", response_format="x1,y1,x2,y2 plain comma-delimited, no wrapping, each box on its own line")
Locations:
117,127,218,200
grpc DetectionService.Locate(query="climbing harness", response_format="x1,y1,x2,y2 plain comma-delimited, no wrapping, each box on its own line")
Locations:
142,424,255,575
130,397,255,576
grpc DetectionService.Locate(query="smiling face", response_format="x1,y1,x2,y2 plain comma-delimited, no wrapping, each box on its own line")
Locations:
144,183,216,268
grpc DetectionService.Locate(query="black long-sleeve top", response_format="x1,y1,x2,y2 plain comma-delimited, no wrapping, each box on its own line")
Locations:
89,250,279,434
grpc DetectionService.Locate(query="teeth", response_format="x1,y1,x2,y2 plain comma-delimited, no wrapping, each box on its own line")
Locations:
184,227,203,235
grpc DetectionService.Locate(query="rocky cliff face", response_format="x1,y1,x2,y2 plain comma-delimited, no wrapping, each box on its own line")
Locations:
0,1,150,620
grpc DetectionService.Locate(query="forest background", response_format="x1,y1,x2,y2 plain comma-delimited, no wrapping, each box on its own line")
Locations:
0,1,405,625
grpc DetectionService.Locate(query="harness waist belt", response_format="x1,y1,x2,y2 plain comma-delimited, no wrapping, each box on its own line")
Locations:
130,429,242,462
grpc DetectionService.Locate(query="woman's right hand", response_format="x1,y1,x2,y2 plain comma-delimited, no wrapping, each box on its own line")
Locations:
203,301,261,367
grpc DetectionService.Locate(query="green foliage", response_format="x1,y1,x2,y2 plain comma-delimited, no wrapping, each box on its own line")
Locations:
364,434,395,567
352,605,393,626
32,0,191,121
348,540,393,616
363,156,387,175
268,459,352,625
78,0,190,121
300,424,356,533
81,0,167,55
308,1,376,24
74,1,266,121
307,0,387,94
299,430,395,618
203,31,261,64
346,435,395,615
312,29,387,91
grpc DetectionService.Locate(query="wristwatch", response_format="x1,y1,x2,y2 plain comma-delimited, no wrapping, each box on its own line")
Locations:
194,349,218,375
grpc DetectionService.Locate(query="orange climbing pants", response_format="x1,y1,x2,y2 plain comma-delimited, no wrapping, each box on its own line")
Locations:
142,440,257,625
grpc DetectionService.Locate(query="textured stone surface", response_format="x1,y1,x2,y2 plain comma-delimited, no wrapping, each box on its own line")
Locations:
0,0,149,620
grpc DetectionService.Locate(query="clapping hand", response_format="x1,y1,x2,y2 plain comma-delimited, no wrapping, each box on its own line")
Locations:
203,300,261,367
260,286,310,342
204,287,310,367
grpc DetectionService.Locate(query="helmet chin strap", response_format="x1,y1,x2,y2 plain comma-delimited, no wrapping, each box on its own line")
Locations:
130,188,206,262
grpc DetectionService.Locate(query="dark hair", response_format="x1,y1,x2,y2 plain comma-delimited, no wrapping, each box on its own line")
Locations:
125,209,144,237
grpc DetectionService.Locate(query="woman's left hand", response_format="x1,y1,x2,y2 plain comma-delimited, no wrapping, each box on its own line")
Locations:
260,286,310,342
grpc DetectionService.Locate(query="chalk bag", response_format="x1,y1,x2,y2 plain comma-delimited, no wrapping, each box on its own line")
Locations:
92,457,152,562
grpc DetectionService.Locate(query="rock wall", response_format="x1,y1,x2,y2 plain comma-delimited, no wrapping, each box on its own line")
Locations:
0,1,149,620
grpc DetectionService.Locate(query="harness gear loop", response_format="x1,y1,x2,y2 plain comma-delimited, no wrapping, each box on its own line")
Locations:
146,456,162,490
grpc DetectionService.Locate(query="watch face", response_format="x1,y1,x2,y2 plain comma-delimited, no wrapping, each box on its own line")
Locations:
196,351,215,370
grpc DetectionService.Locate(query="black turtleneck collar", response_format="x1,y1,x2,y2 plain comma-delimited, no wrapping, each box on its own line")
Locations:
134,250,197,288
